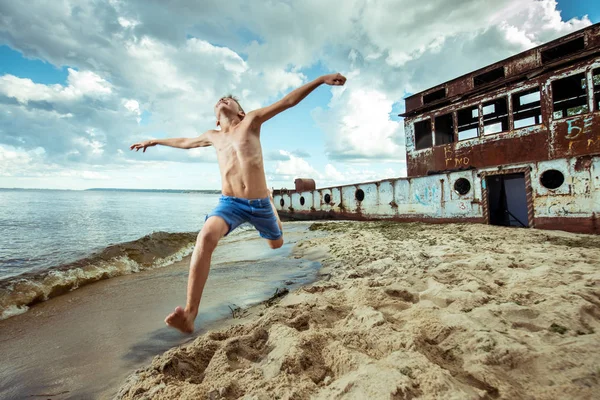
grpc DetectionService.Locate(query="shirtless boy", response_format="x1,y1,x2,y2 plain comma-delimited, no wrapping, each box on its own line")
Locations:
130,73,347,333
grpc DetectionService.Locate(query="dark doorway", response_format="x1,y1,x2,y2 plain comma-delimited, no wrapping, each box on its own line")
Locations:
486,173,529,227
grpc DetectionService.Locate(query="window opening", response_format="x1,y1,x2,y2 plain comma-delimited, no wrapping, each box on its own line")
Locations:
593,68,600,111
324,193,331,204
280,198,285,207
414,119,433,150
454,178,471,195
540,170,565,189
457,106,479,140
434,113,454,145
355,189,365,202
541,37,585,64
482,97,508,135
300,196,305,206
512,88,542,128
552,73,588,119
474,66,505,87
423,88,446,104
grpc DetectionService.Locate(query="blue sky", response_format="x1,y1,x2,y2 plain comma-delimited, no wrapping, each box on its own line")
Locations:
0,0,596,190
558,0,599,22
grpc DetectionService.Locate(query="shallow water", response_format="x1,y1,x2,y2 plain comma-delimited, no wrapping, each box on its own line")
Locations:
0,223,323,400
0,189,220,279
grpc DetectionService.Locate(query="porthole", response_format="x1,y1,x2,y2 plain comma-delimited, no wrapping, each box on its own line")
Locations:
300,196,305,206
280,198,285,207
540,169,564,189
355,189,365,202
454,178,471,195
324,193,331,204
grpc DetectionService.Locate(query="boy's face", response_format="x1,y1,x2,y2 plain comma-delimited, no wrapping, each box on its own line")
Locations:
215,97,245,127
214,97,241,117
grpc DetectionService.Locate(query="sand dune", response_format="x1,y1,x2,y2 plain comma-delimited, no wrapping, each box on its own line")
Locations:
116,221,600,399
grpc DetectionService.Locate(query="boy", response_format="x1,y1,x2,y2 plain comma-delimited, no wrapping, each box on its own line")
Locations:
130,73,347,333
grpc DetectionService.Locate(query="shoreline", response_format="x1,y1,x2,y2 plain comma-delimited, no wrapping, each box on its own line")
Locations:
0,231,198,320
0,222,325,400
116,220,600,400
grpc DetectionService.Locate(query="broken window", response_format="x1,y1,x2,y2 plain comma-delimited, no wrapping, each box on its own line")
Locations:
414,119,433,150
512,87,542,129
423,88,446,104
551,73,589,119
594,68,600,111
474,66,505,87
541,37,585,64
434,113,454,145
457,106,479,141
482,97,508,135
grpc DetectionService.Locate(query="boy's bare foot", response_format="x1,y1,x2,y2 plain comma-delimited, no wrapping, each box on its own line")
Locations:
165,306,195,334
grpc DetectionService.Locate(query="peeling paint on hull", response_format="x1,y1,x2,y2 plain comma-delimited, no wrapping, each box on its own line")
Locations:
274,156,600,235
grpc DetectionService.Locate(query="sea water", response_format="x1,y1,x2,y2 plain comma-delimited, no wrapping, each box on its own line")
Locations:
0,189,221,279
0,189,323,399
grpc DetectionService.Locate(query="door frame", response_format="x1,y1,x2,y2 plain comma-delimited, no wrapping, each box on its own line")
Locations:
480,167,534,228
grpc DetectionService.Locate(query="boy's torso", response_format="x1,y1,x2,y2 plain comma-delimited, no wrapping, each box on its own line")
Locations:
208,117,270,199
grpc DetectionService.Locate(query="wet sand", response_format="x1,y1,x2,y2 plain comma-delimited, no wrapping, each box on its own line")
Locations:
0,222,323,400
116,221,600,400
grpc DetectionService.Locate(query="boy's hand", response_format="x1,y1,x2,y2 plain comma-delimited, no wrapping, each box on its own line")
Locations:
130,140,156,152
322,73,346,86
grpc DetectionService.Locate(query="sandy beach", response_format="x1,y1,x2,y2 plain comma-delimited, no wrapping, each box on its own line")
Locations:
0,223,324,399
116,221,600,400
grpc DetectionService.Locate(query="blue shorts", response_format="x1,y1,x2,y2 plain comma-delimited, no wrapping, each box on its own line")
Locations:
205,195,282,240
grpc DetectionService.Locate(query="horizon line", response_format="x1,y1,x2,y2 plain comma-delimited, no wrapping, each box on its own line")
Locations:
0,187,223,192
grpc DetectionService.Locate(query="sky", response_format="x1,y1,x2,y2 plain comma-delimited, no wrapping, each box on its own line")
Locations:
0,0,597,190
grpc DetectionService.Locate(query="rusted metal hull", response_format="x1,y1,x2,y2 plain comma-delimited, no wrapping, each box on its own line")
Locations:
405,60,600,178
274,156,600,235
535,217,598,234
277,26,600,235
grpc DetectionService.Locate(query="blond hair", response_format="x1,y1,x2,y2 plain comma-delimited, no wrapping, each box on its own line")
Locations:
222,94,244,113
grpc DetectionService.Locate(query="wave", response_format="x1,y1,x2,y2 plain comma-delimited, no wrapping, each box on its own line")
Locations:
0,232,197,320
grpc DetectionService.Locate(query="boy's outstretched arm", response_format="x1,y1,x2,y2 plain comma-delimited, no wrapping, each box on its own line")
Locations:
130,131,212,152
251,73,346,125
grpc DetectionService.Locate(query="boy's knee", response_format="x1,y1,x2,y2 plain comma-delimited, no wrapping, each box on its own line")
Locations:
268,238,284,249
197,229,221,249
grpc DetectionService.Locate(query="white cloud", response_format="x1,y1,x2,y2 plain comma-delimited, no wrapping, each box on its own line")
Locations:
65,69,112,97
0,145,36,176
268,150,405,189
0,0,592,188
122,99,141,123
313,83,405,162
118,16,139,28
274,150,319,177
324,164,345,182
0,144,108,180
0,69,111,104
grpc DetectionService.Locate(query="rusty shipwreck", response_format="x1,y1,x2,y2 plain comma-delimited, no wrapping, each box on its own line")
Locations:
274,24,600,235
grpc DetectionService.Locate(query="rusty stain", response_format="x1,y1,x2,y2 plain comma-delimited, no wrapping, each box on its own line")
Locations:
574,156,593,171
294,178,315,192
274,24,600,235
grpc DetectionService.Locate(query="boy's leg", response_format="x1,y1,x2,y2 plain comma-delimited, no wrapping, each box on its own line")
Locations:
266,194,284,249
165,216,228,333
269,192,283,232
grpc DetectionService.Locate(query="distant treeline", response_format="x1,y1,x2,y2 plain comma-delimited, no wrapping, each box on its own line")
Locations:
0,188,222,194
86,188,221,194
